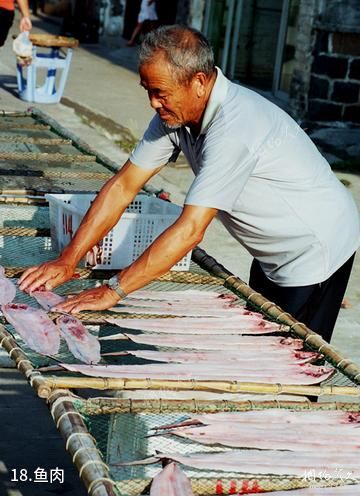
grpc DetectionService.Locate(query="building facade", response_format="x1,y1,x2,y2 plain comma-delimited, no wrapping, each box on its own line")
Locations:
97,0,359,125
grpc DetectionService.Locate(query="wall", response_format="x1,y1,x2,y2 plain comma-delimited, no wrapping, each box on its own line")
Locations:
290,0,360,124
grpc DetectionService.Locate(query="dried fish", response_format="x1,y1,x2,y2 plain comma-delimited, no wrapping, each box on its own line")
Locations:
57,314,100,364
106,316,284,334
127,290,237,302
126,349,321,364
0,265,16,305
102,333,304,351
150,462,194,496
116,451,360,477
31,290,66,311
170,422,360,450
2,303,60,355
59,361,334,384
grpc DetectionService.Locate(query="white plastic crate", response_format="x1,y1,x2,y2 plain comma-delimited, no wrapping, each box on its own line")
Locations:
45,193,191,271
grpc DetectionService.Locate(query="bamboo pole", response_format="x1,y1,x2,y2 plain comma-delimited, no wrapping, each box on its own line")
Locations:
74,397,360,416
0,227,50,237
0,152,95,162
0,136,71,145
35,375,360,399
0,110,29,116
0,123,50,130
48,391,118,496
3,266,223,285
192,247,360,386
0,195,46,205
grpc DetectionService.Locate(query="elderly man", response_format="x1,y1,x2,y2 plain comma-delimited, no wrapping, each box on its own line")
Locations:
19,25,359,342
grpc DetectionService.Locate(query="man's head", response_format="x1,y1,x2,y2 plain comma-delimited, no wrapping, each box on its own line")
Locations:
138,25,216,129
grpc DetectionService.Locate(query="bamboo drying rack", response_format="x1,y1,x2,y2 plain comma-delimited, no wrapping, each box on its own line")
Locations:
47,392,360,496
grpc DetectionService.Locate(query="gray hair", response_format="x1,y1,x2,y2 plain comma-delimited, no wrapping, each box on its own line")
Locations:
139,25,215,84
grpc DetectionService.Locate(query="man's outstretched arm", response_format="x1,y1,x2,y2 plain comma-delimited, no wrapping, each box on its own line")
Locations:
19,160,162,292
53,204,218,313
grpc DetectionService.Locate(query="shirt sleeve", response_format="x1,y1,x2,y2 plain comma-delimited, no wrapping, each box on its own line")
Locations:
185,118,257,213
130,114,180,170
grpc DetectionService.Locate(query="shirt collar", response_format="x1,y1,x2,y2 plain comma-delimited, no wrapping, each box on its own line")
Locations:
199,67,229,135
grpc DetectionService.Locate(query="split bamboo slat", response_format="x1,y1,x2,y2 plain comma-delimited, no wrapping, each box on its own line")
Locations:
75,396,360,416
34,375,360,399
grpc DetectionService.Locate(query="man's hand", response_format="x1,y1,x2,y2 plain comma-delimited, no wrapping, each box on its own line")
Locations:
52,285,120,314
18,258,76,293
20,16,32,32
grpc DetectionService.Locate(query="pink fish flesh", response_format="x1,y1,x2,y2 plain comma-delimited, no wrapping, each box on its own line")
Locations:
129,290,237,302
102,333,304,351
2,303,60,355
56,315,100,364
59,362,334,384
154,410,360,431
269,486,360,495
0,269,16,305
31,290,66,311
106,316,285,334
127,349,321,364
152,451,360,477
171,422,360,450
110,307,251,318
150,462,194,496
113,297,242,310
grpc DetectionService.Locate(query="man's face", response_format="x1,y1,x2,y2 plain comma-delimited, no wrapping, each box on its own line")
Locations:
139,55,203,129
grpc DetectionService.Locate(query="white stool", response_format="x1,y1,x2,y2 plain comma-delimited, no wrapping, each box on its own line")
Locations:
16,34,78,104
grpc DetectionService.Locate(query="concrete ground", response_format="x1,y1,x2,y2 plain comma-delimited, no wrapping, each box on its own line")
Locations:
0,11,360,496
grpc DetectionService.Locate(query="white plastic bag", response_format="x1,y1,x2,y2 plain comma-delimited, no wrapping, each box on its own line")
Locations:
13,31,33,65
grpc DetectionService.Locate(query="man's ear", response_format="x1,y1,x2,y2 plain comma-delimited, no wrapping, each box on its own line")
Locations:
192,72,207,97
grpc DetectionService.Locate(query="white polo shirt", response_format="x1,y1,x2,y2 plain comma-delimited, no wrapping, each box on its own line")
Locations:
130,68,360,286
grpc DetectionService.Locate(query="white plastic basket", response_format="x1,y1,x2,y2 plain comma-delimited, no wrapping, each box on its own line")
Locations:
45,193,191,271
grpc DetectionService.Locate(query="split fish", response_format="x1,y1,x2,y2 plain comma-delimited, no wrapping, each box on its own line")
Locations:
150,462,194,496
101,333,304,351
31,290,66,311
56,314,100,364
2,303,60,355
59,361,334,385
0,265,17,305
106,316,285,334
125,349,321,364
127,290,237,302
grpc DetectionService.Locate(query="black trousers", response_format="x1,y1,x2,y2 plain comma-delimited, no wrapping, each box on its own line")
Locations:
249,254,355,343
0,8,14,47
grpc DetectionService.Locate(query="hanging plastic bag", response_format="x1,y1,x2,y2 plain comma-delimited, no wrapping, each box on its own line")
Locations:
13,31,33,66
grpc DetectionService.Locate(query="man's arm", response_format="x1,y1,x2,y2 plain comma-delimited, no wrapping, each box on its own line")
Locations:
19,160,162,292
17,0,32,31
52,204,218,314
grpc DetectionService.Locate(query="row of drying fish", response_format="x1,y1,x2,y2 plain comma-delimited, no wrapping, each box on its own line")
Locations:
149,462,359,496
118,449,360,479
149,409,360,451
0,274,332,384
143,409,360,494
0,267,100,363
